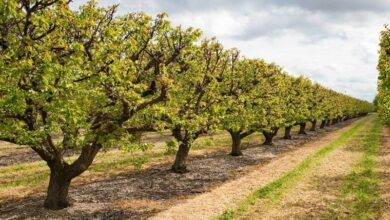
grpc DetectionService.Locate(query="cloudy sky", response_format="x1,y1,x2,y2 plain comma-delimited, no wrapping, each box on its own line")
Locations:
74,0,390,101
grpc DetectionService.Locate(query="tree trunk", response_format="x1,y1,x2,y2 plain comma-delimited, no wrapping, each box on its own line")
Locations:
229,131,243,156
44,168,71,210
310,120,317,131
283,126,292,139
171,142,191,173
298,123,306,135
263,128,278,145
320,120,326,129
326,120,331,126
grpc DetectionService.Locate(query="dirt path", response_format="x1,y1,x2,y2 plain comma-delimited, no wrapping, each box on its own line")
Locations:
240,132,366,219
380,127,390,219
150,118,368,220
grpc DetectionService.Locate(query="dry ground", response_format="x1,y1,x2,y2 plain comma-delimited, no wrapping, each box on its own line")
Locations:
0,119,357,219
237,122,370,220
379,127,390,219
151,118,367,220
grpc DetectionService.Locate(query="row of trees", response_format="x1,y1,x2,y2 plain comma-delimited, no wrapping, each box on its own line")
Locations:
378,25,390,126
0,0,374,210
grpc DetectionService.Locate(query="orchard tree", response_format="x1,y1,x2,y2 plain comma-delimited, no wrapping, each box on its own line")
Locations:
163,39,229,173
378,25,390,126
309,83,326,131
0,0,199,209
220,58,266,156
281,75,302,139
293,76,312,135
258,64,288,145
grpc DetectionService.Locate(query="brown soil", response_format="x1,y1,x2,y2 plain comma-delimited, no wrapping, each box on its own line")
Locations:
0,120,358,219
379,127,390,219
0,142,40,166
151,118,366,220
0,132,174,167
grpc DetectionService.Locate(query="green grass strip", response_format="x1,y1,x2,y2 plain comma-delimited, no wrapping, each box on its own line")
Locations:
217,116,373,220
328,117,381,219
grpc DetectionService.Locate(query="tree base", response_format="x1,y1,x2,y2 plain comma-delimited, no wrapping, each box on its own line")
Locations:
44,199,71,210
283,135,292,139
263,141,273,146
230,151,243,156
171,165,189,174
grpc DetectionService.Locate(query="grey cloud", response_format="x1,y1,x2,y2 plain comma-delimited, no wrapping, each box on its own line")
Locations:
269,0,390,13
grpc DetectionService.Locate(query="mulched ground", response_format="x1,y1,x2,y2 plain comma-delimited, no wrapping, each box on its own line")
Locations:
0,121,355,220
0,133,174,167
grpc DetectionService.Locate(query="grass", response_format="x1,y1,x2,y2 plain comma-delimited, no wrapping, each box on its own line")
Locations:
327,117,381,219
217,116,372,220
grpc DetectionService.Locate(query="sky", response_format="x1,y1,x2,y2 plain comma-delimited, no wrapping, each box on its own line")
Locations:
73,0,390,102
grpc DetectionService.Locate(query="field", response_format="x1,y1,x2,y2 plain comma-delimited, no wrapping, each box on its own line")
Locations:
0,114,389,219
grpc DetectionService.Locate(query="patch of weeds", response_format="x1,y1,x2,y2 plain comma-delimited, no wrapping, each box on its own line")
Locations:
164,139,178,156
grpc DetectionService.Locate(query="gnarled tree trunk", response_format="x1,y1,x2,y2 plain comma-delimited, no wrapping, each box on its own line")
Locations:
42,143,101,210
229,131,242,156
283,126,292,139
171,142,191,173
320,120,326,129
310,120,317,131
228,130,254,156
298,122,306,135
263,128,279,145
44,167,71,210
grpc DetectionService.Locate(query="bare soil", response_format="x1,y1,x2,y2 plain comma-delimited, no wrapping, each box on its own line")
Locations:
379,127,390,219
0,132,174,167
151,119,365,220
0,120,357,219
0,142,40,166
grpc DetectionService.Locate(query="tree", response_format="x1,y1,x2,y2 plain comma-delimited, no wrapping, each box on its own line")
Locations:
219,58,266,156
0,0,199,209
281,76,312,139
258,64,288,145
378,25,390,126
163,39,229,173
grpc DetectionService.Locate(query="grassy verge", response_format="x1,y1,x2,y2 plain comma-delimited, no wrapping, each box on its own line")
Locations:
217,116,372,220
327,117,381,219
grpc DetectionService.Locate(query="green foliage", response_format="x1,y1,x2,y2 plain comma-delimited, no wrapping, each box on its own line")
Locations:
378,25,390,126
164,139,178,155
130,156,149,170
